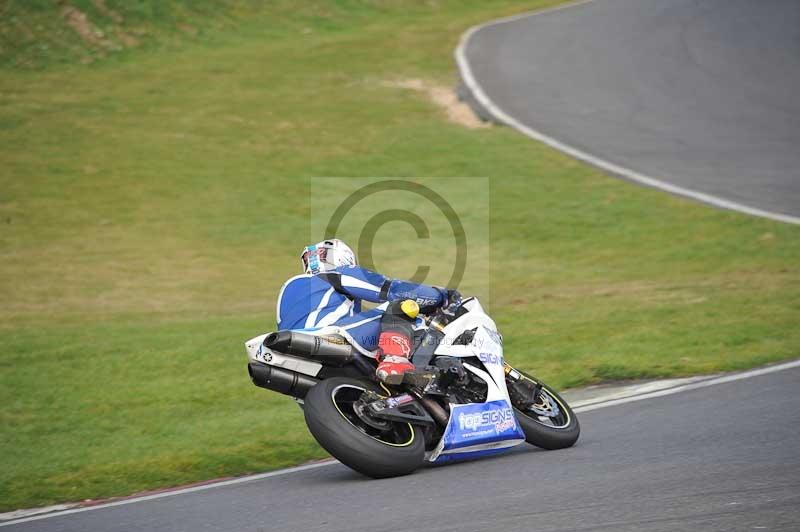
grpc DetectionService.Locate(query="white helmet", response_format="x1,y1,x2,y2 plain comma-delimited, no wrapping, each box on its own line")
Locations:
300,239,357,275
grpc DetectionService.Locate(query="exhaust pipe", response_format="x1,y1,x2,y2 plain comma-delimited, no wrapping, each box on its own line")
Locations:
264,331,355,367
248,362,318,399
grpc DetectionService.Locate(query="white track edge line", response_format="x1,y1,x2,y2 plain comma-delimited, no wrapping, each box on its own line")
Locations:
573,359,800,413
569,375,716,409
0,461,338,527
454,0,800,226
4,358,800,527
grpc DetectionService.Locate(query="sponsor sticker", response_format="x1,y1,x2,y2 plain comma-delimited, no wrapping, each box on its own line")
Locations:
478,352,503,365
458,406,517,435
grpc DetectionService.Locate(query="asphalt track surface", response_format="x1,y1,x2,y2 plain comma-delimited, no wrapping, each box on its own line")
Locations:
8,365,800,531
460,0,800,221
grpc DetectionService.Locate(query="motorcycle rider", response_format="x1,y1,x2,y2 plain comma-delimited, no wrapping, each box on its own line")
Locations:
277,239,455,382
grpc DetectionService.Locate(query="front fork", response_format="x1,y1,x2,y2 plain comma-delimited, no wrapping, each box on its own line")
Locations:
504,363,542,409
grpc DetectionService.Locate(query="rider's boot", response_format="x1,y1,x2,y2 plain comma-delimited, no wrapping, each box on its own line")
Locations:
375,300,419,384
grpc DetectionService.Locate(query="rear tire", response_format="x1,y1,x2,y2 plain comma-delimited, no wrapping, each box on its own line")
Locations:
303,377,425,478
508,371,580,450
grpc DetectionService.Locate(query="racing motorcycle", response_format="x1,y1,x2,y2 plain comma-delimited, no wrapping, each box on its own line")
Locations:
245,294,579,478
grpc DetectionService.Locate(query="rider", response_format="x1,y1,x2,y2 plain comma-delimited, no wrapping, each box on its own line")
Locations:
277,239,455,382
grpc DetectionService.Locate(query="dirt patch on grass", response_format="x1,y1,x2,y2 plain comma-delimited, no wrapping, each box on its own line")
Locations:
92,0,123,24
383,79,490,129
60,3,108,48
58,1,138,58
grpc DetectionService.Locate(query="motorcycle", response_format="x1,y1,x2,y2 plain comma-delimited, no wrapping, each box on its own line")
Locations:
245,294,579,478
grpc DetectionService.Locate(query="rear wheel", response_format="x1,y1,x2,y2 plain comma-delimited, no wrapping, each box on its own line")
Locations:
507,369,580,450
303,377,425,478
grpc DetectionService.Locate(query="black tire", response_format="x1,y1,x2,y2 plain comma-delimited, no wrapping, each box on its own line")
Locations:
509,371,580,450
303,377,426,478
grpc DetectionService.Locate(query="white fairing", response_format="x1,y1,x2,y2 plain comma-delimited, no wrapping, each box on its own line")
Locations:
426,298,526,462
433,298,501,358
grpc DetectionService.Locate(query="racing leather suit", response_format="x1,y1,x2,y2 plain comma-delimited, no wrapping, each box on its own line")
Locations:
276,265,446,358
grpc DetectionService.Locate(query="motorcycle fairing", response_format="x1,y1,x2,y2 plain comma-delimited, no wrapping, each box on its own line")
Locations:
428,310,525,462
430,399,526,463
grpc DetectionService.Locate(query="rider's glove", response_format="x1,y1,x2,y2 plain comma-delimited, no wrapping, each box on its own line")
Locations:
442,289,462,314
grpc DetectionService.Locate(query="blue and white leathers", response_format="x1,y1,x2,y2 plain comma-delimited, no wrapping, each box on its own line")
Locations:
425,298,526,462
276,265,445,356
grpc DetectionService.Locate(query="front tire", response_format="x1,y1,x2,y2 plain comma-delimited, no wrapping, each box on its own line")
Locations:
508,370,580,450
303,377,425,478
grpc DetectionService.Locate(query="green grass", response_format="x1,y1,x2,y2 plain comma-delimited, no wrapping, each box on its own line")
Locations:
2,0,799,512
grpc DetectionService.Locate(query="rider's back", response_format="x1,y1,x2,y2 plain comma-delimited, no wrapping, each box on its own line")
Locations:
277,274,360,330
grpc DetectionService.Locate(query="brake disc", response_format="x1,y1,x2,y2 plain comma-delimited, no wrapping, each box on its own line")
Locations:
528,392,561,418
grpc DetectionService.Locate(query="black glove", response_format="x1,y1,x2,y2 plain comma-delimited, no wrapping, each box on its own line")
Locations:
442,289,462,313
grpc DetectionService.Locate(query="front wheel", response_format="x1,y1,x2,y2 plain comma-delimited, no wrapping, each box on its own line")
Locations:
507,369,580,450
303,377,425,478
